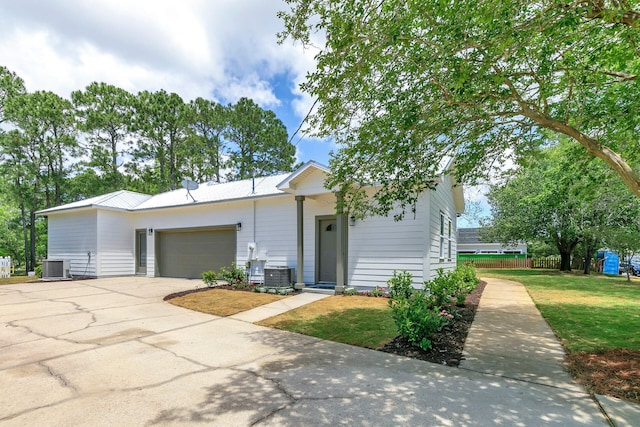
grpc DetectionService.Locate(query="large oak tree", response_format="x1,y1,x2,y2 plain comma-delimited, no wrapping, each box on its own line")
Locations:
280,0,640,214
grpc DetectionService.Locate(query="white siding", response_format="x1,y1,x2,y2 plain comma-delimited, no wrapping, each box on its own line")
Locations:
96,210,135,276
427,175,458,278
348,197,429,289
47,211,97,277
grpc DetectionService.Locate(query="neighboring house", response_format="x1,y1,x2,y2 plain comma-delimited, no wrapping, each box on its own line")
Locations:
456,227,527,254
38,161,464,291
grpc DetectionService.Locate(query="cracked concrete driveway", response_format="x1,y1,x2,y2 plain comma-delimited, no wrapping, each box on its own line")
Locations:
1,278,606,426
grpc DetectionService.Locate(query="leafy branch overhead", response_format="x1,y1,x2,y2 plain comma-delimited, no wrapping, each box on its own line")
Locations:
279,0,640,214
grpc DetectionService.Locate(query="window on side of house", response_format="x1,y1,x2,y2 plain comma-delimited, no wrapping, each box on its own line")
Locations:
447,219,452,260
439,212,445,260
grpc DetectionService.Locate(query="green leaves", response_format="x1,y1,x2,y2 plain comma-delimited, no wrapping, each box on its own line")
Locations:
280,0,640,214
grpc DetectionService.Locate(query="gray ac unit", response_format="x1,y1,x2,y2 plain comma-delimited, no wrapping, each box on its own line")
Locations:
42,259,71,279
264,267,294,287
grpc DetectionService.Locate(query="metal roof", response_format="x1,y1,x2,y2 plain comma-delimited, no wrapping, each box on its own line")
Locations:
134,173,290,210
37,190,152,214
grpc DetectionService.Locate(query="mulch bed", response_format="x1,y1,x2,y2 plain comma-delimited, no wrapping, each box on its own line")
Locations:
566,349,640,404
163,284,300,301
379,280,486,366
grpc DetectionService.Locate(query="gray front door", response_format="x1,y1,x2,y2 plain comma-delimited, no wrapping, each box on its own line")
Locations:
136,229,147,275
318,218,337,283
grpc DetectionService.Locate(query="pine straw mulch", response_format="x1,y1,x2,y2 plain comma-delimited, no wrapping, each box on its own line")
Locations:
566,349,640,403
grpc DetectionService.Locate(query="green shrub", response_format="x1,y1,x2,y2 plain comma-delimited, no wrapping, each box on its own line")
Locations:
218,263,248,289
202,270,217,287
457,263,480,292
389,293,450,351
34,265,42,279
387,270,414,300
425,269,456,307
455,293,467,307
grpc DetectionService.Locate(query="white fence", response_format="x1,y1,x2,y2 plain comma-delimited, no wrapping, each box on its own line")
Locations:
0,257,11,278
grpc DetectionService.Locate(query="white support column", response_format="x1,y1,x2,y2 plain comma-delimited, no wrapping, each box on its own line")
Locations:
335,192,346,294
295,195,306,289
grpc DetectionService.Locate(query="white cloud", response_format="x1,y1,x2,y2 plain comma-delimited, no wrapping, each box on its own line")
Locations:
0,0,318,110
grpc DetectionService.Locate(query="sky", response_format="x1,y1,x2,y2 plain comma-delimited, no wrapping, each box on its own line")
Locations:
0,0,488,226
0,0,330,163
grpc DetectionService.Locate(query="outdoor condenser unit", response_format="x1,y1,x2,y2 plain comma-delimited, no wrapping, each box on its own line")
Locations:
42,259,71,279
264,267,294,287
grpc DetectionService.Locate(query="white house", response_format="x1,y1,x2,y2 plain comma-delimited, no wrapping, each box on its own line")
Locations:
38,161,464,291
457,228,527,254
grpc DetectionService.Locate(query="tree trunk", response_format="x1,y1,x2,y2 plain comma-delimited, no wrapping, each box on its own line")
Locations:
29,210,36,272
583,253,592,274
559,250,572,271
20,202,28,271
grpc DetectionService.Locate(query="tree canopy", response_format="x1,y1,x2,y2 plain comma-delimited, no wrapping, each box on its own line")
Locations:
279,0,640,214
485,140,640,271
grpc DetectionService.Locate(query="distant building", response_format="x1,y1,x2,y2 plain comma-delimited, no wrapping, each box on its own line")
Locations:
457,228,527,255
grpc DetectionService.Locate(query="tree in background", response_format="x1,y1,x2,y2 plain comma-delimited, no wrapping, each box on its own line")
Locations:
225,97,295,180
279,0,640,216
184,97,228,183
0,66,25,124
486,141,640,272
2,91,77,271
129,90,189,192
72,82,134,195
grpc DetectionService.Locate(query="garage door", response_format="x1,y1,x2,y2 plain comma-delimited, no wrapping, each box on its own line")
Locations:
157,227,236,278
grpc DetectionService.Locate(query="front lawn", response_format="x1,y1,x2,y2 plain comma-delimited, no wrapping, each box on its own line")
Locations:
257,296,396,349
478,268,640,403
477,269,640,352
0,276,40,285
166,288,290,317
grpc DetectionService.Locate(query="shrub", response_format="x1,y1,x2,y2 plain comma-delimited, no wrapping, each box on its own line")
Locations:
34,265,42,279
457,263,480,292
390,293,450,351
455,293,467,307
202,263,248,289
387,270,414,300
202,270,217,287
425,269,456,307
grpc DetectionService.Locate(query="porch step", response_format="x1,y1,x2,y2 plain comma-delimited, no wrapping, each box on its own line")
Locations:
301,288,335,295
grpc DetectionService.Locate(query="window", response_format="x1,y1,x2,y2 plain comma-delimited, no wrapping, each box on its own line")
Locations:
439,212,445,260
447,220,452,260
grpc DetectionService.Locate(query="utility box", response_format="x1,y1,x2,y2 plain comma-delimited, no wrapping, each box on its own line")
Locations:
264,267,294,287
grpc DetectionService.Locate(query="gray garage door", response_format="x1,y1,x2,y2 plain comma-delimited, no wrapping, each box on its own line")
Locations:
157,227,236,278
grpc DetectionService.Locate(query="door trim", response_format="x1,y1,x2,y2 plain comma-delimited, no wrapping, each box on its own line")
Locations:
135,229,147,275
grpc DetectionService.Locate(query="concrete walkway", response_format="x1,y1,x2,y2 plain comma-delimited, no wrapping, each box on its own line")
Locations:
465,277,640,427
0,276,624,426
229,292,331,322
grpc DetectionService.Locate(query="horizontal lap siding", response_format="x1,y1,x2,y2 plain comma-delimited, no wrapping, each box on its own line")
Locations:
97,210,135,276
47,211,97,277
428,176,458,278
254,198,297,275
348,202,428,289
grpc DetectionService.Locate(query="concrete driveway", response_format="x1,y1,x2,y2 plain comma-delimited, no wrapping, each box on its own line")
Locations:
1,278,606,426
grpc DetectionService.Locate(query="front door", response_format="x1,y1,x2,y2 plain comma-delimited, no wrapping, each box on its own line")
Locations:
318,218,337,283
136,229,147,275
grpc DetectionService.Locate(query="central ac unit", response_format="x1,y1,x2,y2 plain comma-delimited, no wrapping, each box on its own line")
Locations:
264,267,294,287
42,259,71,279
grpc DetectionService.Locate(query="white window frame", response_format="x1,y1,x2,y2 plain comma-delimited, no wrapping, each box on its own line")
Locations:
439,212,445,260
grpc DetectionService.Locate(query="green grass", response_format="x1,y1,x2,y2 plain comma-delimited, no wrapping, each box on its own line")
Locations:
257,296,397,349
478,269,640,352
0,276,40,285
